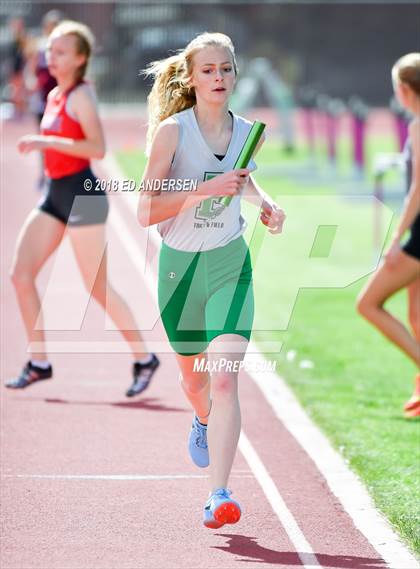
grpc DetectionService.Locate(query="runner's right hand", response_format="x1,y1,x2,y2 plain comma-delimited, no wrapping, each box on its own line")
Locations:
199,169,250,197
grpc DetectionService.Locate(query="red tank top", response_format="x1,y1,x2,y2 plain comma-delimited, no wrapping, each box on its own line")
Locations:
40,81,90,179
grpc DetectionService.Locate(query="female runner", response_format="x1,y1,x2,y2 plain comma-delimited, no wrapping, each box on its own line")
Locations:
357,53,420,418
6,20,159,397
139,32,285,527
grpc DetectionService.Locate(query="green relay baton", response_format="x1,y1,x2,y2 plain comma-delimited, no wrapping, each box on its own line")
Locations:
221,120,266,207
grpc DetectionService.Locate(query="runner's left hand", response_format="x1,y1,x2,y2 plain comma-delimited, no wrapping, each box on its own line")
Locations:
17,135,48,154
260,200,286,234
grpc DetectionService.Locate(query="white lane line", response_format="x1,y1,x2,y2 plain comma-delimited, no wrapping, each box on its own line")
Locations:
102,156,324,569
239,431,322,569
2,473,254,481
107,155,419,569
28,341,179,353
28,340,282,353
245,352,420,569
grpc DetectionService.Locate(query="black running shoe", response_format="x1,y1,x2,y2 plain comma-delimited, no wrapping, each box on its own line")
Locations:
126,354,160,397
5,361,53,389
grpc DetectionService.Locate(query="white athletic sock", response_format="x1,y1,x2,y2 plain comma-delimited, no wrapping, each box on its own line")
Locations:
30,359,51,369
134,354,154,366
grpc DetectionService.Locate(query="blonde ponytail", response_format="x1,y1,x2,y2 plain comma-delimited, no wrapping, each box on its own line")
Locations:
144,32,237,154
143,52,196,153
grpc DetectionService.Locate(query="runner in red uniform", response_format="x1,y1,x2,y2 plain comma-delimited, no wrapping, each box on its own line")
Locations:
6,20,159,396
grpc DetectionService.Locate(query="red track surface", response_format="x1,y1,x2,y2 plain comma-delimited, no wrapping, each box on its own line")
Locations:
1,116,391,569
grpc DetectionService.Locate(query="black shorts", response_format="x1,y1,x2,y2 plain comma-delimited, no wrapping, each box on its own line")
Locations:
402,214,420,261
38,167,109,226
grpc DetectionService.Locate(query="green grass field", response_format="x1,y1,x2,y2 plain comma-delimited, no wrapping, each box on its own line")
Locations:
116,134,420,555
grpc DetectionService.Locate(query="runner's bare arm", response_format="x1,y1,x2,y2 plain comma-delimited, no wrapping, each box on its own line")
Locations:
138,121,202,226
240,134,286,234
243,175,286,234
391,119,420,242
17,87,105,159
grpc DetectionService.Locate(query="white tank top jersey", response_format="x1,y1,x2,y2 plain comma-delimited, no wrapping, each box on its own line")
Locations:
156,106,258,252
